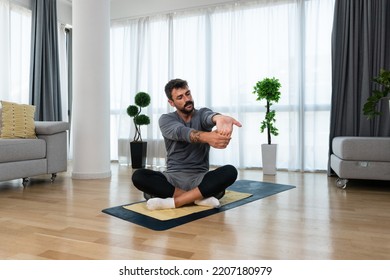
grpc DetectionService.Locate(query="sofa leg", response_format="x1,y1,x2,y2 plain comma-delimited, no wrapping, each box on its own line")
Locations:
22,177,30,187
336,178,348,189
51,173,57,183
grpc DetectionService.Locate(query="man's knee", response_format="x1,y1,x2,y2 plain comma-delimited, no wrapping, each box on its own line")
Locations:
131,169,147,187
222,164,238,183
199,165,238,198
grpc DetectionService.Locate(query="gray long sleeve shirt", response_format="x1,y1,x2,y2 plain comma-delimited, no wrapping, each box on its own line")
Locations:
158,108,218,190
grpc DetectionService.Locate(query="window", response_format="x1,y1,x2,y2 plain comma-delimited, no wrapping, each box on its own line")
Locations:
110,0,335,171
0,0,31,103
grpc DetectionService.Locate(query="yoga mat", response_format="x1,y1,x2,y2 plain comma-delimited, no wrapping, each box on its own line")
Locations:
102,180,296,231
123,190,252,221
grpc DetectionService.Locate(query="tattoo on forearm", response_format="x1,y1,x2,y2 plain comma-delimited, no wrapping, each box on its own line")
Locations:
190,130,202,143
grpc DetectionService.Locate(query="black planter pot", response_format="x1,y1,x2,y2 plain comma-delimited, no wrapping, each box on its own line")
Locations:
130,141,147,168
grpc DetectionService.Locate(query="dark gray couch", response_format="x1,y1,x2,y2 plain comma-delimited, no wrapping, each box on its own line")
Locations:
0,121,70,186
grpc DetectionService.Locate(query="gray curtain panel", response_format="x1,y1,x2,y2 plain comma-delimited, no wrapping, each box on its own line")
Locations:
29,0,62,121
328,0,390,173
66,27,72,126
66,27,72,142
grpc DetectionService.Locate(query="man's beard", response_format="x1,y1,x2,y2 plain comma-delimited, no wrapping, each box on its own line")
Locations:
179,101,194,115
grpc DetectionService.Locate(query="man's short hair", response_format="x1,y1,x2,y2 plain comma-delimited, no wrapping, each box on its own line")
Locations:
164,79,188,100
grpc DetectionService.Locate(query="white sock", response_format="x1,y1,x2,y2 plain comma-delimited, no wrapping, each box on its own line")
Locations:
146,197,175,210
195,197,220,208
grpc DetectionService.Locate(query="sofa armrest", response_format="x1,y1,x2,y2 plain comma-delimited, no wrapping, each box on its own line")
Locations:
35,121,70,174
35,121,70,135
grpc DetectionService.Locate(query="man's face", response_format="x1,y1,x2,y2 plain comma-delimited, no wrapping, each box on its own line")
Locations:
169,86,194,115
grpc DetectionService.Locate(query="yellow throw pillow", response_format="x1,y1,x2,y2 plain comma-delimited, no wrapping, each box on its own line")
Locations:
0,101,36,139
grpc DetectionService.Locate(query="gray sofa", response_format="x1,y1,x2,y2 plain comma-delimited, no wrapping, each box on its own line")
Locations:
330,136,390,188
0,121,70,186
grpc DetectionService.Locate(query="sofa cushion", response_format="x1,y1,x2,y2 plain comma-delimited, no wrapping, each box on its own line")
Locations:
0,101,36,139
332,136,390,161
0,139,46,163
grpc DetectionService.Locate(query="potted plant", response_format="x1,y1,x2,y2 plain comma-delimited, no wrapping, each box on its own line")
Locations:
363,69,390,119
127,91,151,168
253,77,281,175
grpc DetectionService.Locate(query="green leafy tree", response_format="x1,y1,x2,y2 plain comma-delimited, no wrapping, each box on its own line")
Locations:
127,92,151,142
253,77,281,145
363,69,390,119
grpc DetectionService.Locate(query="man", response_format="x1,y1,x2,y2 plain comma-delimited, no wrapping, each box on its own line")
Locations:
132,78,242,210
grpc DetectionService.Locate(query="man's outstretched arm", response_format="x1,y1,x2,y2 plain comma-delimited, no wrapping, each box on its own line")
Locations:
190,130,232,149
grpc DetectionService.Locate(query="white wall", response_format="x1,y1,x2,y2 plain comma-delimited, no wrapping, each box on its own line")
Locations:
10,0,30,9
58,0,72,25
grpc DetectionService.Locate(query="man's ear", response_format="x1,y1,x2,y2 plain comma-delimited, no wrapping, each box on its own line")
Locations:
168,99,175,107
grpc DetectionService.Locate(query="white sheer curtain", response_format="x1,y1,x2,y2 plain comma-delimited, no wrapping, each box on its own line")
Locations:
110,0,335,171
111,16,171,167
0,0,31,104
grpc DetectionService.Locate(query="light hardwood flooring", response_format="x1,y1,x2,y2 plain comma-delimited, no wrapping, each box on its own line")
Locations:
0,162,389,260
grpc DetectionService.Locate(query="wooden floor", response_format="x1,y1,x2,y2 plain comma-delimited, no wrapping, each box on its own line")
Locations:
0,162,389,260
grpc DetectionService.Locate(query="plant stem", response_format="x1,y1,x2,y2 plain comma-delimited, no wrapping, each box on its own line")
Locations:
266,101,271,145
133,118,138,142
133,108,142,142
137,124,142,142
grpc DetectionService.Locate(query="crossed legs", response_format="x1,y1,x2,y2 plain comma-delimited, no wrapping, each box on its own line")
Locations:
132,165,238,210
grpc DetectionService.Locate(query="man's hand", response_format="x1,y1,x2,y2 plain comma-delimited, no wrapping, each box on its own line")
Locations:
190,130,232,149
212,115,242,137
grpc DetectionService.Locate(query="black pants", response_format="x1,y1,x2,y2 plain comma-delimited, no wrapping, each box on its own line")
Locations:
132,165,238,198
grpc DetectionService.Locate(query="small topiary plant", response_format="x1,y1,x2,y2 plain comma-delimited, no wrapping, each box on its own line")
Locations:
127,92,151,142
253,77,282,145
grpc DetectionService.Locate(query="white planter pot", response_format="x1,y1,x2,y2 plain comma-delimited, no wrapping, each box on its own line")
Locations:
261,144,277,175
